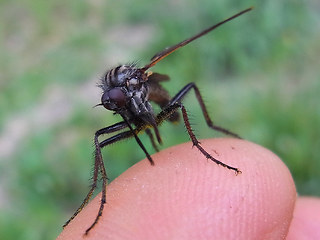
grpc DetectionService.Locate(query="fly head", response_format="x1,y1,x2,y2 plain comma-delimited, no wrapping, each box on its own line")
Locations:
100,64,155,123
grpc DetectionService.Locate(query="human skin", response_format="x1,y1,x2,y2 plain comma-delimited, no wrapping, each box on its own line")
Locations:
286,197,320,240
57,138,303,239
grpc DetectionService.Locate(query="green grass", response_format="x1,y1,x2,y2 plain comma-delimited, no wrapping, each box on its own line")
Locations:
0,0,319,239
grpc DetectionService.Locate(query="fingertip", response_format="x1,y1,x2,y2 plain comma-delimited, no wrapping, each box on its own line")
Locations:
287,196,320,240
58,138,296,240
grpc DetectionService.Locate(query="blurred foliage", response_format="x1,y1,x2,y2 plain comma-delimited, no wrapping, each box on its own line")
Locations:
0,0,319,239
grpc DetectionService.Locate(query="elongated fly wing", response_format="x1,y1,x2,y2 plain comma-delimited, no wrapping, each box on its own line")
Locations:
147,72,179,122
147,72,170,82
140,7,253,72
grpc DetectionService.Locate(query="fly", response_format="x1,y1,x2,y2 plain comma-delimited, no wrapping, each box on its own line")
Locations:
63,7,253,235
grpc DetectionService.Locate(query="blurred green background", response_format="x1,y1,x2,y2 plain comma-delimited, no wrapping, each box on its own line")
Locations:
0,0,319,239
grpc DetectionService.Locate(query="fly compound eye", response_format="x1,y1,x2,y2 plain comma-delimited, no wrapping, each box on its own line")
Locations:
108,88,126,106
101,88,126,110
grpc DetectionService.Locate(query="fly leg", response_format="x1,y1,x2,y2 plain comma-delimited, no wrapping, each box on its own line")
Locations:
83,121,155,234
179,103,241,174
154,88,241,174
63,121,127,230
169,82,241,138
146,128,160,152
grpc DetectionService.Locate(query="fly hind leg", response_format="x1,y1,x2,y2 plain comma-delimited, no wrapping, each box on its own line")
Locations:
169,82,241,139
179,103,241,174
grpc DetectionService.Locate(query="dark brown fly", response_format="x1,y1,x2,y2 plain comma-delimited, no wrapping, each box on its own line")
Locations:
63,7,253,235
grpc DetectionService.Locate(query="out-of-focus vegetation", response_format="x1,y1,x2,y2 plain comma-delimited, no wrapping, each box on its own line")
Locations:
0,0,319,239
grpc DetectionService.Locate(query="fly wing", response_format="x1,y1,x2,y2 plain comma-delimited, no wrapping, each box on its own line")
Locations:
140,7,253,72
147,72,170,82
147,73,171,105
147,72,179,122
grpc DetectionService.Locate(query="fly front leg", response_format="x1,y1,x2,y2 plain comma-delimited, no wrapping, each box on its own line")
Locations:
84,129,110,235
85,120,158,234
63,121,127,230
84,123,156,234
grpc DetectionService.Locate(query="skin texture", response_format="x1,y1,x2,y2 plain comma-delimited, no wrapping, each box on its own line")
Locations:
57,138,303,239
286,197,320,240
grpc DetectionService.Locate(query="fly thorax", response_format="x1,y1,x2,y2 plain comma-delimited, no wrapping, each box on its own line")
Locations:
102,64,142,89
129,85,153,116
100,64,150,112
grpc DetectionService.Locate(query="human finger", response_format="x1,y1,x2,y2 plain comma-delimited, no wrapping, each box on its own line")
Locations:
57,138,296,240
